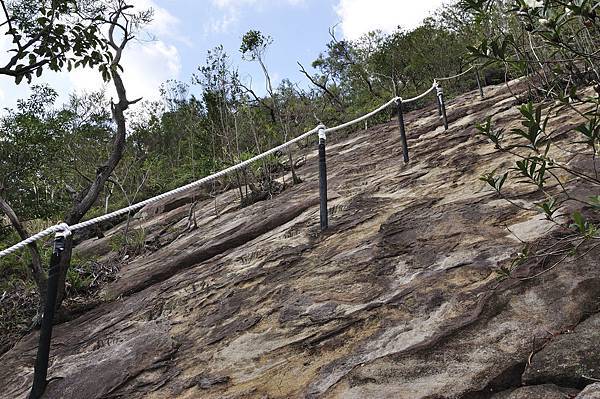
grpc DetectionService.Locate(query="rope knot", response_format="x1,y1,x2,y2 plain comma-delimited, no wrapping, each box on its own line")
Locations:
55,223,72,238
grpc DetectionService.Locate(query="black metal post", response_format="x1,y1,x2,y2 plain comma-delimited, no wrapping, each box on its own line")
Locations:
437,86,449,131
29,234,66,399
475,69,484,99
318,128,328,231
396,99,409,163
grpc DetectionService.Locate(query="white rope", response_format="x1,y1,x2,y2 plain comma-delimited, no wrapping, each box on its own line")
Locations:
402,84,437,104
0,73,455,259
67,125,322,233
434,64,478,82
324,97,400,133
0,224,71,258
0,126,320,258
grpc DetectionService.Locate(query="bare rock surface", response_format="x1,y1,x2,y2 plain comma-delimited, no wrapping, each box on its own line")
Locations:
491,384,579,399
522,313,600,389
577,383,600,398
1,80,599,399
43,321,177,399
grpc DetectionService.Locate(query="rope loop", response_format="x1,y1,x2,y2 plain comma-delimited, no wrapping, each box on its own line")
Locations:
55,223,72,238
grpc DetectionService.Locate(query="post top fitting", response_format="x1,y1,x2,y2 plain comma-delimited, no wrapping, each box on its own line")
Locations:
318,126,327,140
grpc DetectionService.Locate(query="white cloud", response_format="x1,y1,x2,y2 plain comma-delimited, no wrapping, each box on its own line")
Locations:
206,10,239,34
0,0,183,110
67,40,181,103
122,40,181,100
207,0,305,34
335,0,448,40
133,0,193,46
210,0,304,10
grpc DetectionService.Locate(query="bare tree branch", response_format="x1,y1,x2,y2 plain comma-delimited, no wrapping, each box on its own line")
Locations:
297,62,345,110
0,195,47,311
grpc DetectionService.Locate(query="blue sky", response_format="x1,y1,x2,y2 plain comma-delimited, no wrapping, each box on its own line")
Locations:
0,0,448,109
174,0,338,91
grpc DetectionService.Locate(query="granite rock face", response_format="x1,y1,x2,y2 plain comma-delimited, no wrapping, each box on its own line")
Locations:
0,80,599,399
522,314,600,389
577,383,600,399
491,384,579,399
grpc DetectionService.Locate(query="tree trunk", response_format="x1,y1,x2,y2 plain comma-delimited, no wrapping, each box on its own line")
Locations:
55,69,130,309
0,195,48,322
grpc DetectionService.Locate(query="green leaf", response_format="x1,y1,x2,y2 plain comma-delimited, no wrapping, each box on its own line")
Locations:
537,197,558,219
570,211,587,234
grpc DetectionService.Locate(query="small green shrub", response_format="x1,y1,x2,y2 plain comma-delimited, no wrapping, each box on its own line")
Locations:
109,228,147,257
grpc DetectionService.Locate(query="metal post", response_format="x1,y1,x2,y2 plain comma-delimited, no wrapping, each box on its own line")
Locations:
29,233,66,399
475,69,484,99
396,98,409,163
436,85,449,131
318,127,328,231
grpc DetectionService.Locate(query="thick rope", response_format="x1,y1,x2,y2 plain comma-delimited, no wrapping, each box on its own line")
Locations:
403,84,437,104
324,97,399,133
0,71,468,259
0,126,322,258
68,126,321,232
0,224,71,258
434,64,479,82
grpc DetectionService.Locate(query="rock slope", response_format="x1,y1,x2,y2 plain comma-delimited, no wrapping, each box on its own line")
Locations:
1,79,599,398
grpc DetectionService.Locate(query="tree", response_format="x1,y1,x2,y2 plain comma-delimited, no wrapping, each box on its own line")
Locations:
0,0,110,83
0,0,152,319
53,0,151,308
194,45,250,202
464,0,600,279
305,17,480,124
241,30,302,184
0,86,77,320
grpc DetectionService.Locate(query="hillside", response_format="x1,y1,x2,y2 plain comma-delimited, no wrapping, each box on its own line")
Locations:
1,79,599,399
